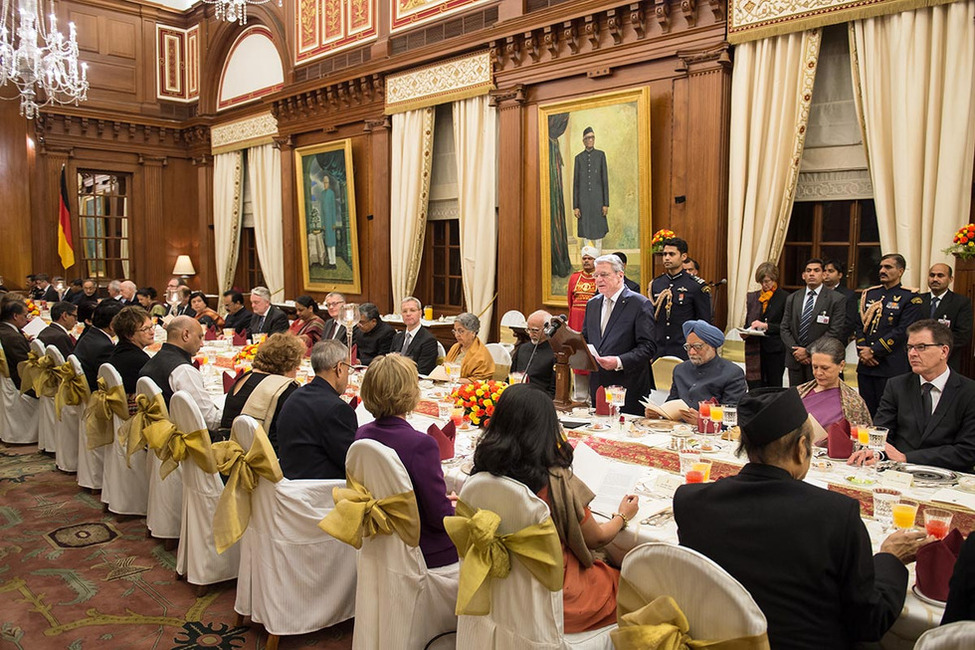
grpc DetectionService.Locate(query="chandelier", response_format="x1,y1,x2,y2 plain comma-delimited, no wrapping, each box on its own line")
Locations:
202,0,281,26
0,0,88,118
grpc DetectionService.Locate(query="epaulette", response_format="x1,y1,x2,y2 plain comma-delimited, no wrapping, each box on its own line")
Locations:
702,285,711,294
910,296,923,305
902,286,920,294
692,275,707,285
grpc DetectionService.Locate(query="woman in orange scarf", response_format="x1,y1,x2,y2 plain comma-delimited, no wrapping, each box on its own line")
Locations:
742,262,787,388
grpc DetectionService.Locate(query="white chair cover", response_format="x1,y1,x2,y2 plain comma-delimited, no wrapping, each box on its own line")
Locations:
99,363,149,516
499,310,527,329
36,340,58,454
0,351,39,445
456,473,614,650
170,391,239,585
54,354,83,473
345,439,458,650
437,341,447,364
231,415,356,636
485,343,513,381
618,543,767,642
914,621,975,650
139,377,182,540
650,356,682,393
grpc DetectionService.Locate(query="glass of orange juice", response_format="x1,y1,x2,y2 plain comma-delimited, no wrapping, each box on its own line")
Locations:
891,499,919,530
691,459,712,482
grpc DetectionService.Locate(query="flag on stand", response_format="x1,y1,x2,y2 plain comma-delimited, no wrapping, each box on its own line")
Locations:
57,165,75,269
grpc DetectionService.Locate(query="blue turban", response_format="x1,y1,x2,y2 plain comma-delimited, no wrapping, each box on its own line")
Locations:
682,320,724,348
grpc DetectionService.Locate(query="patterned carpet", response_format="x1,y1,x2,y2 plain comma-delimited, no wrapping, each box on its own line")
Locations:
0,442,353,649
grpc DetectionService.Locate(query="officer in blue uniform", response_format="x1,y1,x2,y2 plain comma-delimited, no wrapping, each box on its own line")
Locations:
856,253,922,416
649,237,712,360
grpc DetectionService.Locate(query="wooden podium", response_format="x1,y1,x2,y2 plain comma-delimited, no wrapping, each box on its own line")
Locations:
547,318,598,411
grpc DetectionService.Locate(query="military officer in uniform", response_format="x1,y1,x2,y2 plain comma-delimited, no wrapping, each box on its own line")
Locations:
649,237,711,360
572,126,610,253
856,253,923,416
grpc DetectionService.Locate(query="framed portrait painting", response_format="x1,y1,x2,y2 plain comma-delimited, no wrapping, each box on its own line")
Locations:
295,139,361,294
538,87,652,306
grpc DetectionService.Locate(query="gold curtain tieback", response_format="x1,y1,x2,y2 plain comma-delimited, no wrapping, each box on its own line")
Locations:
83,378,129,450
318,474,420,550
443,500,563,616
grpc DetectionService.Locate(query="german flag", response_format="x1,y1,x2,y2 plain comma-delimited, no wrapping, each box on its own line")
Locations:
57,165,75,269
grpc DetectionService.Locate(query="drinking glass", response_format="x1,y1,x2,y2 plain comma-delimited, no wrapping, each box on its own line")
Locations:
508,371,525,384
679,449,702,477
924,508,953,540
892,499,919,530
691,459,712,482
709,404,723,432
872,488,902,532
445,361,461,393
607,385,626,432
437,400,453,422
867,427,888,478
721,405,738,431
450,407,465,428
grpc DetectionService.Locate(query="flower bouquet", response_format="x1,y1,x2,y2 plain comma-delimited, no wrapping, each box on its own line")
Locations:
944,224,975,260
23,299,40,317
451,380,508,428
234,343,260,364
651,229,677,253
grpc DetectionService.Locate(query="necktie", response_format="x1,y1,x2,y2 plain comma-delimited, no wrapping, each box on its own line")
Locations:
921,382,933,427
798,290,816,345
401,332,412,353
931,297,940,318
600,298,614,336
258,315,266,332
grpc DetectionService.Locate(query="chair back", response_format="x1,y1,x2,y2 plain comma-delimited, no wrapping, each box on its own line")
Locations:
499,310,527,345
136,376,163,400
485,343,512,381
651,356,682,393
436,341,446,365
45,345,65,365
68,355,83,377
140,375,182,540
456,472,564,645
618,543,767,641
230,414,282,477
914,621,975,650
30,339,46,356
169,391,218,492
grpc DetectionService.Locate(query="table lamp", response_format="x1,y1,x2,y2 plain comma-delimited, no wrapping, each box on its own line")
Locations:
173,255,196,283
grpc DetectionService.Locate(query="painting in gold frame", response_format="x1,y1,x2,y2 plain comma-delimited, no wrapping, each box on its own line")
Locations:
538,87,652,307
295,138,361,294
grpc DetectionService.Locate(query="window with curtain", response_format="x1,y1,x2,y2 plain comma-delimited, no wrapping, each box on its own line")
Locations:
76,171,131,281
230,153,266,292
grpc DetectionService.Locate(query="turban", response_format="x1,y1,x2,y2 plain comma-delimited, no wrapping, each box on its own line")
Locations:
682,320,724,349
580,245,599,259
739,388,808,446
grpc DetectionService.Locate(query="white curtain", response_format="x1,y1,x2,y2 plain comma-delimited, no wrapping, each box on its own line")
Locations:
851,1,975,287
247,144,285,302
390,107,436,308
726,30,822,329
453,95,497,331
213,151,243,299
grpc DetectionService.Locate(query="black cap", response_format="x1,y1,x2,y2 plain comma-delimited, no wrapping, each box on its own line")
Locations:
583,126,594,137
739,388,808,446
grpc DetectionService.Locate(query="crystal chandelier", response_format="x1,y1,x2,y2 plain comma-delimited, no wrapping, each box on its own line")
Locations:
202,0,281,26
0,0,88,119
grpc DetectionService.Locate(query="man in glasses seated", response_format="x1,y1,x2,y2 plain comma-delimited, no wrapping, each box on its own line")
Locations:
849,319,975,472
662,320,747,424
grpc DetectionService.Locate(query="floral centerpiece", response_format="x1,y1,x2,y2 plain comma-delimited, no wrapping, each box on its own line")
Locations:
944,224,975,260
451,380,508,428
23,299,40,317
651,228,677,253
233,343,260,364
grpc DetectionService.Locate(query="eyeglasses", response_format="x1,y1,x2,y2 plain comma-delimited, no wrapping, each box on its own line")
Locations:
906,343,944,353
325,301,344,308
527,326,544,334
138,326,155,333
334,361,352,372
593,272,616,279
452,328,468,335
683,343,708,352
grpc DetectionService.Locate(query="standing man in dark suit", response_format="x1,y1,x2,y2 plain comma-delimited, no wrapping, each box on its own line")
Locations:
248,286,289,338
390,296,439,376
919,263,972,371
0,298,32,390
676,387,929,650
37,301,78,359
73,300,122,391
850,319,975,472
276,339,357,479
572,126,610,252
583,254,656,415
648,237,711,360
780,258,846,386
823,258,859,344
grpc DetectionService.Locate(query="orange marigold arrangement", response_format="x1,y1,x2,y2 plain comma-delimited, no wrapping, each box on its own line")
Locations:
234,343,260,364
24,299,40,317
651,229,677,253
945,224,975,260
451,380,508,427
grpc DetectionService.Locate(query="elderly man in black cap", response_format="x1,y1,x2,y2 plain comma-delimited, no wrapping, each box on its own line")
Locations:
572,126,610,252
674,387,930,650
663,320,746,423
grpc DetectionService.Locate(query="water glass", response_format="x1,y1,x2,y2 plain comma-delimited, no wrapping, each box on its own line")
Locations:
437,400,452,422
509,371,525,384
721,405,737,430
867,427,888,461
872,488,902,531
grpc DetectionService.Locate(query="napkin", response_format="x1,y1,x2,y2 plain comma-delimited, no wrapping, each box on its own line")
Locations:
233,331,247,346
348,396,360,410
351,343,359,365
595,386,610,416
204,326,217,341
191,359,200,370
915,528,965,602
427,421,456,460
827,419,853,459
223,369,244,394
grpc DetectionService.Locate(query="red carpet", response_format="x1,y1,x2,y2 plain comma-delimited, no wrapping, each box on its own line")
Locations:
0,441,353,649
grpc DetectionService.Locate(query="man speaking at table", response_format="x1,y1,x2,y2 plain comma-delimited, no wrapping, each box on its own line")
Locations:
675,387,929,650
582,253,655,415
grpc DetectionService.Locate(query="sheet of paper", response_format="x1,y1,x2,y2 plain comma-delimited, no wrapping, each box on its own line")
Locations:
930,488,975,512
22,317,47,339
572,442,643,517
736,327,766,337
426,365,449,382
586,344,603,363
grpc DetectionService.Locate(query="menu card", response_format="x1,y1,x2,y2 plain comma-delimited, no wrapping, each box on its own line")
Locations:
572,442,643,518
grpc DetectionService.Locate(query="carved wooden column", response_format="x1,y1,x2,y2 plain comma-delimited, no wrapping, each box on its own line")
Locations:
365,116,392,311
138,155,168,285
272,134,297,299
492,85,527,330
191,154,213,292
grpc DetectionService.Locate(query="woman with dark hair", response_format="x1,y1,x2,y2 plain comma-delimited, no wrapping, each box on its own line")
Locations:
289,295,326,353
742,261,788,388
473,384,639,633
797,337,871,440
136,287,167,321
190,291,224,330
108,306,154,413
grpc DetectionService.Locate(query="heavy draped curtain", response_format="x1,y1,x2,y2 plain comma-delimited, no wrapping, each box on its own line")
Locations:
548,113,572,278
247,144,285,302
726,30,822,330
390,108,436,309
850,0,975,287
452,95,497,329
213,151,243,299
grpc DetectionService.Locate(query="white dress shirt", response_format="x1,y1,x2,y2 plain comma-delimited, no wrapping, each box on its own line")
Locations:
922,366,951,414
169,365,223,431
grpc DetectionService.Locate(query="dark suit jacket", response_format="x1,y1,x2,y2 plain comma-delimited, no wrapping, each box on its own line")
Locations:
173,303,196,318
780,285,846,370
108,339,150,394
582,286,656,415
834,285,859,343
40,286,60,303
37,324,74,359
675,463,908,649
249,305,289,337
511,340,557,396
874,369,975,471
753,288,788,355
223,307,252,334
943,532,975,624
623,276,640,293
322,318,348,341
390,326,439,376
353,320,395,365
0,322,31,389
919,291,973,371
73,326,115,391
276,376,357,481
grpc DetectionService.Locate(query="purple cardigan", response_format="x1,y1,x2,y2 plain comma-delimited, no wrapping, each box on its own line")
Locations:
355,417,458,569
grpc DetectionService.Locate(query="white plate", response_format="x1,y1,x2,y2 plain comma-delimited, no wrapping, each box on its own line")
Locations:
912,584,947,607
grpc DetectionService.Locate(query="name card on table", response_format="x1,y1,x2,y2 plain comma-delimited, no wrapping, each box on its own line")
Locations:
655,474,684,498
880,470,914,491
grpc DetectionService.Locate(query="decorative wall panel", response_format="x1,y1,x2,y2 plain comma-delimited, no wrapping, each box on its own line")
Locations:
295,0,377,65
385,51,492,114
391,0,490,32
218,27,285,111
187,25,200,100
156,24,199,103
211,112,279,155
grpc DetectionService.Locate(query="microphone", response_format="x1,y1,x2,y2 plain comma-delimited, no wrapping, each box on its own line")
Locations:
709,278,728,287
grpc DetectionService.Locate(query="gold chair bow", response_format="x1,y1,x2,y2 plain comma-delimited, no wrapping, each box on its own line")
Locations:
121,393,173,466
610,578,770,650
54,361,89,419
318,474,420,550
18,350,42,394
211,427,283,554
32,354,60,398
143,417,215,479
0,347,9,378
443,500,563,616
84,378,130,449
